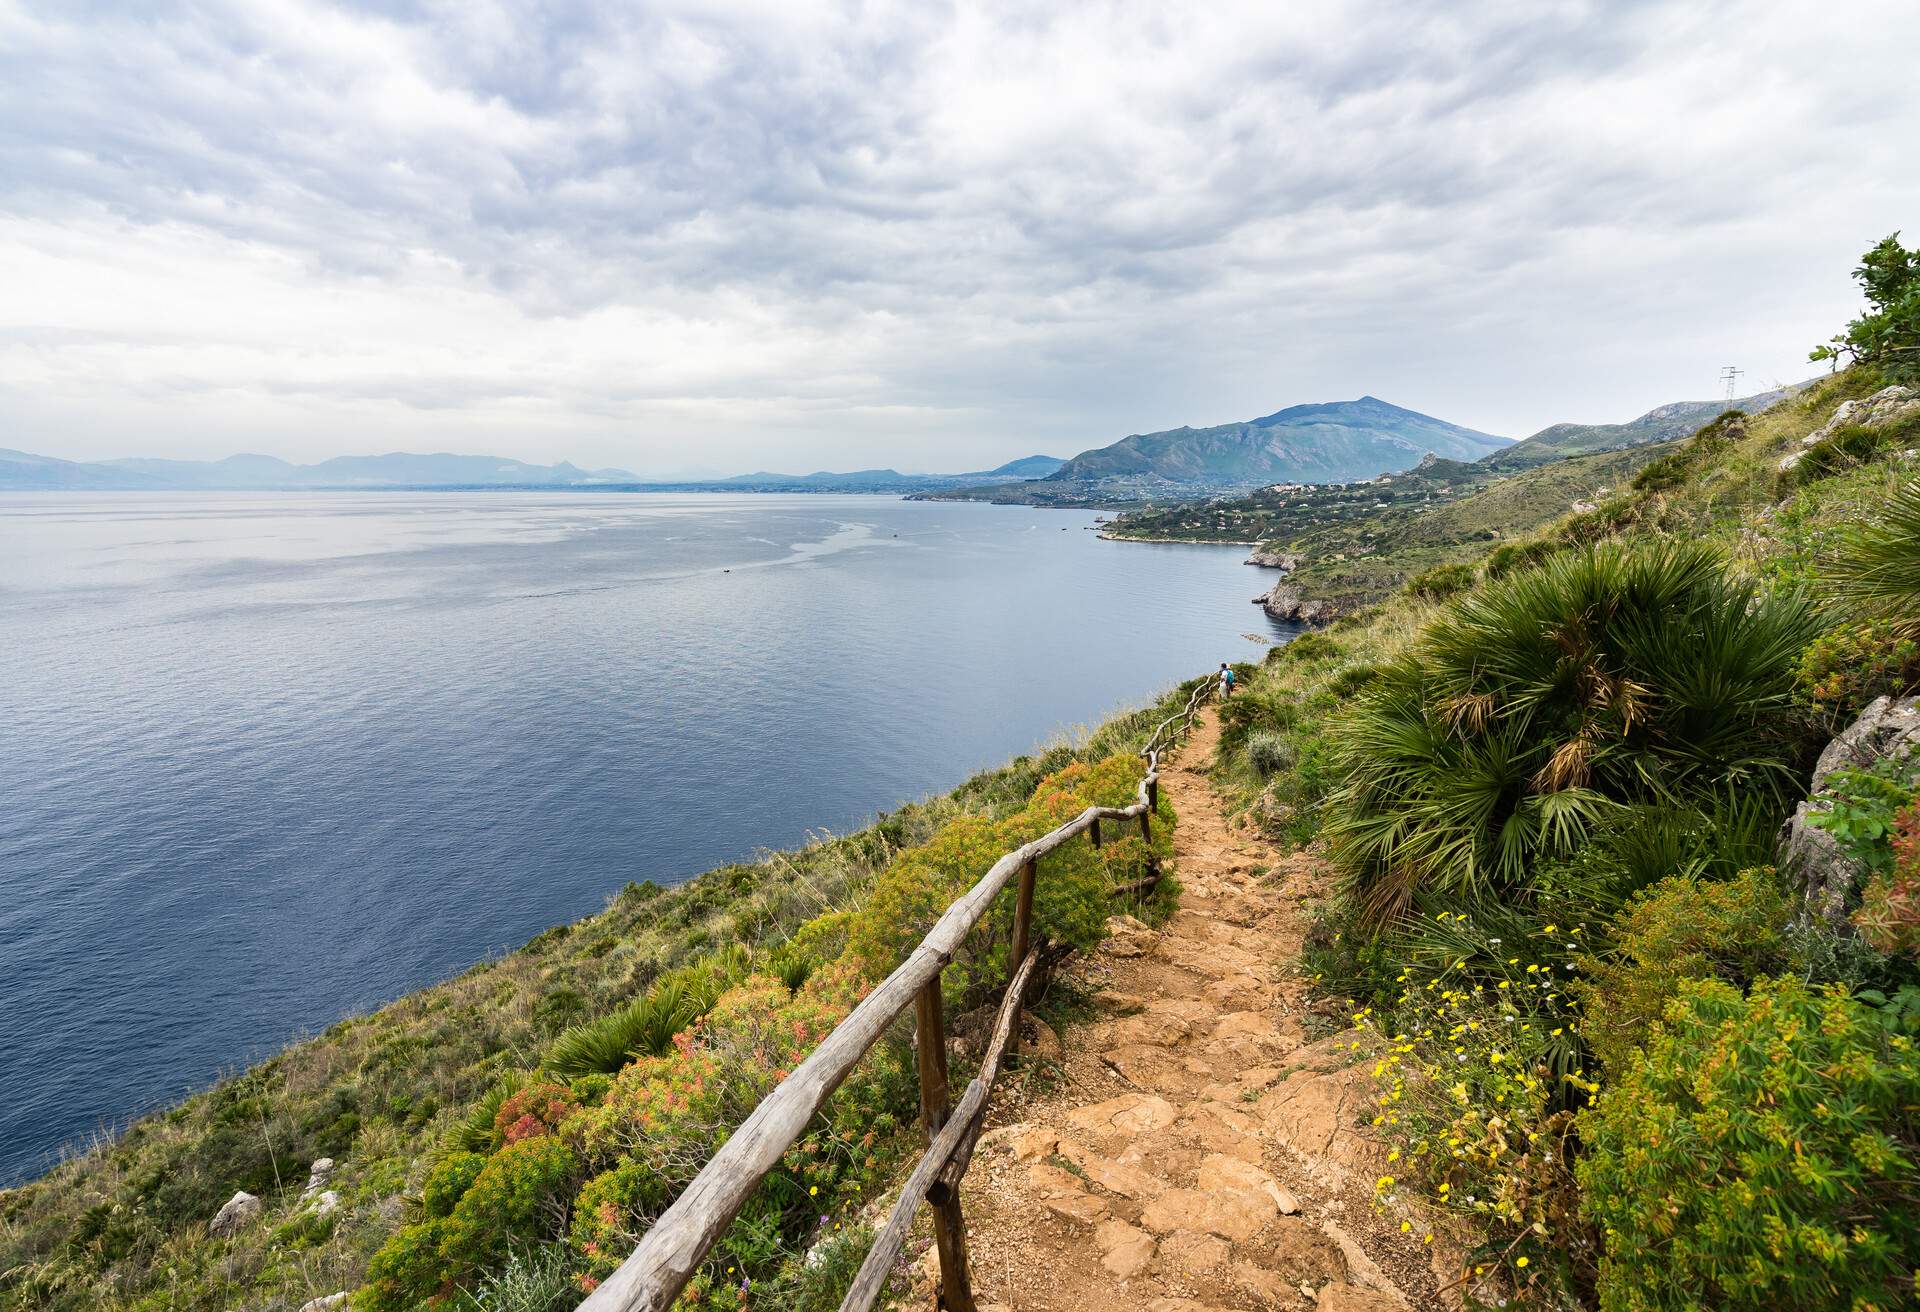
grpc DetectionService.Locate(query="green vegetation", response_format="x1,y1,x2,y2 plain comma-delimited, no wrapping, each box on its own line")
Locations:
1577,977,1920,1312
0,689,1192,1312
1114,441,1671,612
1812,232,1920,372
1216,234,1920,1312
1327,542,1817,920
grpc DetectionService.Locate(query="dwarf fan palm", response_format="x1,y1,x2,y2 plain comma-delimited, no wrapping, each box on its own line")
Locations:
1824,475,1920,634
1327,542,1818,922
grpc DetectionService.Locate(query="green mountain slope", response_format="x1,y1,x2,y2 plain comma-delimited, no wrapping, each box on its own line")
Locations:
1048,395,1507,487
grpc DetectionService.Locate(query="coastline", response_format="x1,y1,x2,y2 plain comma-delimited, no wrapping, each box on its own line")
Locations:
0,679,1206,1307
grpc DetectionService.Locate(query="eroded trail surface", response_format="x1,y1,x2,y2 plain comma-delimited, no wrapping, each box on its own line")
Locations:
959,709,1443,1312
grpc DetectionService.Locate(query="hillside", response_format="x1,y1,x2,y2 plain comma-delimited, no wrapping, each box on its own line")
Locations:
1479,381,1808,471
1198,354,1920,1310
924,397,1506,504
0,689,1188,1312
1106,384,1825,615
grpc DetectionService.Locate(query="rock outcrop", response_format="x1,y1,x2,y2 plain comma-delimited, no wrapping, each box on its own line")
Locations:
1256,582,1355,626
1245,545,1303,570
208,1190,261,1238
1777,695,1920,927
1779,385,1919,470
299,1157,334,1201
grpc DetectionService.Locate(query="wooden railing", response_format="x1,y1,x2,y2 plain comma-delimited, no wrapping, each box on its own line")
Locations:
579,677,1216,1312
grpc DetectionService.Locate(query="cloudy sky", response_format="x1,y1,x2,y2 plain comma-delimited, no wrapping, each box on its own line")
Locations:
2,2,1917,476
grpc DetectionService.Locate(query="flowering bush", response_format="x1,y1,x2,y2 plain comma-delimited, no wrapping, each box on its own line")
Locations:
1356,943,1592,1298
437,1136,580,1278
421,1151,487,1219
493,1081,581,1145
1573,869,1792,1073
1578,976,1920,1312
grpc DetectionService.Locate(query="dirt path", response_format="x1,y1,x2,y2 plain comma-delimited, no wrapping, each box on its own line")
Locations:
952,709,1447,1312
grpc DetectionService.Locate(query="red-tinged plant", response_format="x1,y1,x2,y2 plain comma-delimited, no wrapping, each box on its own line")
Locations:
1856,801,1920,954
493,1080,580,1144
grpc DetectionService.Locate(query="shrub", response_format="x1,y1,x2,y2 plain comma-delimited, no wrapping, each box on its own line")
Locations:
494,1082,580,1145
1573,869,1792,1073
1483,538,1561,581
1326,543,1820,920
1405,561,1476,600
1806,759,1920,879
424,1151,490,1219
1797,620,1920,717
1578,976,1920,1312
844,754,1166,998
1630,451,1690,492
439,1137,581,1280
572,1050,728,1187
1244,731,1295,777
361,1217,457,1311
1276,631,1343,663
1791,414,1920,485
1357,968,1589,1295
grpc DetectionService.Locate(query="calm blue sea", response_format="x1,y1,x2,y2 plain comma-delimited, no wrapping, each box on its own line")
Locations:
0,492,1289,1184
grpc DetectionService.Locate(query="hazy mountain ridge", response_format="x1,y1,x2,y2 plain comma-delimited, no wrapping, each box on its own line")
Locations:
1481,383,1809,470
0,450,1064,493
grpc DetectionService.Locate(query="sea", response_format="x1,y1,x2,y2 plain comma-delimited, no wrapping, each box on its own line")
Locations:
0,492,1291,1184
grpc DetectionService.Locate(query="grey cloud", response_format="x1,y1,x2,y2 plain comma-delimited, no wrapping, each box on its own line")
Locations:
0,0,1916,468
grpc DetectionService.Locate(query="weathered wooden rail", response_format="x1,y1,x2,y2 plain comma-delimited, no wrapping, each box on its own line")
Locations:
579,677,1216,1312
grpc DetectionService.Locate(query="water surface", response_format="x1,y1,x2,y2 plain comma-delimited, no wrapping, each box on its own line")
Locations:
0,492,1289,1183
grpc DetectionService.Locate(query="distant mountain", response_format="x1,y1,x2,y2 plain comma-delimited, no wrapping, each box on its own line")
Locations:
1045,396,1507,490
921,398,1506,505
1480,383,1810,472
0,447,168,490
92,451,643,489
983,455,1065,478
0,448,1066,493
694,457,1066,493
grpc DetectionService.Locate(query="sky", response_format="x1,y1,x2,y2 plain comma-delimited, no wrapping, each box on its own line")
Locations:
2,2,1917,478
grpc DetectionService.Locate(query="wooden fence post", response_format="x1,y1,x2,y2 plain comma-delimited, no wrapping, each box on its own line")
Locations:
1007,857,1038,1058
915,980,977,1312
1088,818,1102,848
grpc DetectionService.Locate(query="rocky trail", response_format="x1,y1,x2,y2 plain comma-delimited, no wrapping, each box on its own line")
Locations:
942,708,1450,1312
